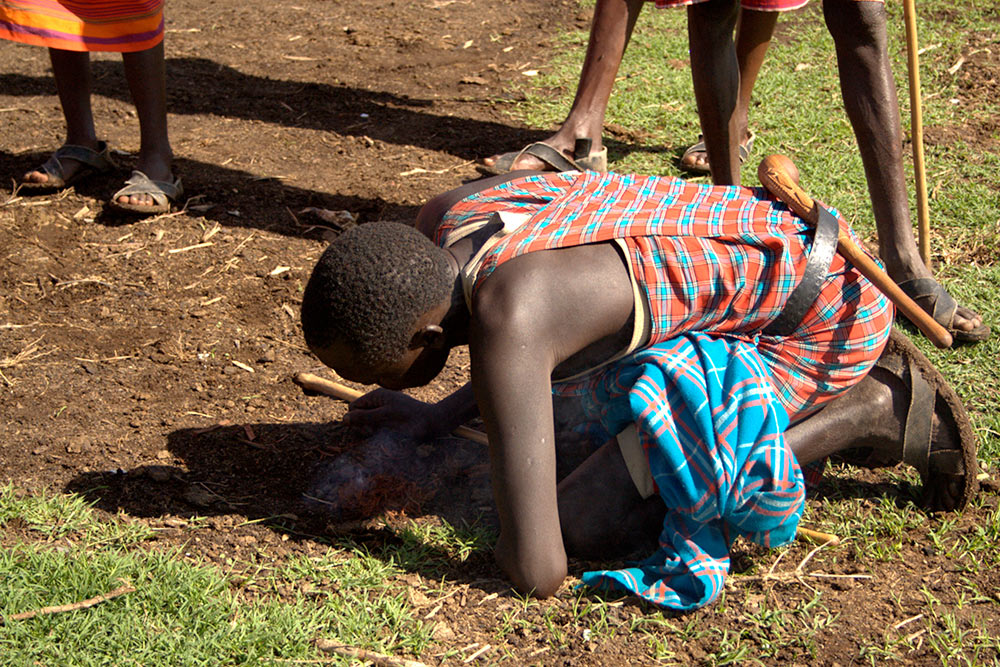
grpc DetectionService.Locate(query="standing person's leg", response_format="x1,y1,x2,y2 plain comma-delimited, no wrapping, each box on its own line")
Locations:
680,8,777,175
687,0,741,185
115,41,176,209
21,49,104,186
479,0,644,173
824,0,987,342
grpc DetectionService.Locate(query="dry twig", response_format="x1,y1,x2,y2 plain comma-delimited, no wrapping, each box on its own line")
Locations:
314,639,428,667
0,335,53,385
732,540,870,589
1,580,135,624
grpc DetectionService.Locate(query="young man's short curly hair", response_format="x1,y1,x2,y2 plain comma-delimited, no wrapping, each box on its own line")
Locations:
301,221,454,367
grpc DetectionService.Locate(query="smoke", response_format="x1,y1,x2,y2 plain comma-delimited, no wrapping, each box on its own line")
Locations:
304,429,437,520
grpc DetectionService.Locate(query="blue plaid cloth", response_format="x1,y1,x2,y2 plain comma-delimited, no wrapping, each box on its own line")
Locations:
563,333,805,610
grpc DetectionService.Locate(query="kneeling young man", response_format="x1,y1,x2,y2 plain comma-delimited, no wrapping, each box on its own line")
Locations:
301,170,976,610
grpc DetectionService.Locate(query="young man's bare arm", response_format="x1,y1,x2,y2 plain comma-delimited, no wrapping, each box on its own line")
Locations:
469,244,636,596
470,277,567,596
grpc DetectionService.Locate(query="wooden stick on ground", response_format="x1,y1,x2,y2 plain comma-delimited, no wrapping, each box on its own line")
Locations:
0,581,135,624
314,639,429,667
292,371,488,445
795,526,841,546
757,154,952,348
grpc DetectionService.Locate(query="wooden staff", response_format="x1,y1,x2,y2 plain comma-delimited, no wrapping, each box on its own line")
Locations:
292,371,488,445
758,154,952,348
903,0,932,268
294,371,840,546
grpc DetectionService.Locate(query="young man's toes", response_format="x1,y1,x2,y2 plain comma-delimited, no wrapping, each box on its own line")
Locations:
953,306,984,332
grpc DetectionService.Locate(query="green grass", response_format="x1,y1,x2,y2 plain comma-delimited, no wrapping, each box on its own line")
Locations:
0,485,440,665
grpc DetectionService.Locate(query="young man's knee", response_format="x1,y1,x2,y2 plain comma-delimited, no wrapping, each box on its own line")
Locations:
688,0,739,37
824,0,886,49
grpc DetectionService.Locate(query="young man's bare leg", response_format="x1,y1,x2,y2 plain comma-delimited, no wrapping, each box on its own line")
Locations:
557,438,665,559
785,361,969,511
480,0,644,172
824,0,985,339
557,341,974,558
119,42,175,208
22,49,98,185
680,8,777,174
687,0,741,185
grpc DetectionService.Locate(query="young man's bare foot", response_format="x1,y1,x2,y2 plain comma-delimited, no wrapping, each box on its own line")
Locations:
679,130,755,175
479,135,607,175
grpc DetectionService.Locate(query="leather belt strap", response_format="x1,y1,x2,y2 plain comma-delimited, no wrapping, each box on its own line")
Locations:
763,204,840,337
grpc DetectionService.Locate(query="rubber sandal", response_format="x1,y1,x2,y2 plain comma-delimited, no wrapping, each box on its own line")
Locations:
107,169,183,215
868,329,979,510
897,277,990,344
19,141,116,191
477,138,608,176
678,131,755,175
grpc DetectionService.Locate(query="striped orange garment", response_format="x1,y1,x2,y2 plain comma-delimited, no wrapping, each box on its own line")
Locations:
0,0,163,52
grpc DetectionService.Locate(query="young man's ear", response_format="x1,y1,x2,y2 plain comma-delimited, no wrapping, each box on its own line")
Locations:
411,324,447,350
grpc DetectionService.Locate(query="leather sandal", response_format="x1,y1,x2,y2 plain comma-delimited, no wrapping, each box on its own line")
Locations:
20,141,116,191
897,277,990,344
107,170,183,215
679,131,755,176
857,329,979,510
478,138,608,176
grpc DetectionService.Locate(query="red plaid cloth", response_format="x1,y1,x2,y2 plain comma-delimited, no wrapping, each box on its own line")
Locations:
437,171,892,420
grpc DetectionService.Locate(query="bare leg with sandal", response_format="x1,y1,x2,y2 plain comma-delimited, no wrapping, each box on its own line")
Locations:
683,0,987,342
478,0,644,175
558,330,977,559
3,1,180,215
679,7,775,174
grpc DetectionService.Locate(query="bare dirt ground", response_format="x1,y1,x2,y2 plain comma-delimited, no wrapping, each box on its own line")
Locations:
2,0,999,664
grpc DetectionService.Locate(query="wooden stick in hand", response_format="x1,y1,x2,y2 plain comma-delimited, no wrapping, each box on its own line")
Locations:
292,371,489,445
757,154,952,348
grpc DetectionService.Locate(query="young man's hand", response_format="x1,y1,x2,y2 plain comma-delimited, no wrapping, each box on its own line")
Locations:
342,389,446,440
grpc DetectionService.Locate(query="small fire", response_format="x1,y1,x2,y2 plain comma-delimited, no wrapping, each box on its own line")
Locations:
305,430,437,519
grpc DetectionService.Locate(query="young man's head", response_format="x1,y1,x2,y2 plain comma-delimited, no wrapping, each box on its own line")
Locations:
301,221,456,389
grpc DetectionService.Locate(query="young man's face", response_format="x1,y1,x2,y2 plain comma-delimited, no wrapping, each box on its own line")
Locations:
313,339,450,390
310,300,453,390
